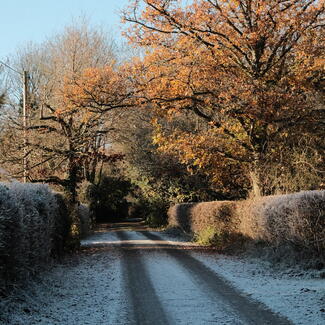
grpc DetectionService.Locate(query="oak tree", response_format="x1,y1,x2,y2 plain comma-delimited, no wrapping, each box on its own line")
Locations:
122,0,325,194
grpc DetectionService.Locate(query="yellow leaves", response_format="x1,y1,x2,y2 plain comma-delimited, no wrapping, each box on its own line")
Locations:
152,124,163,146
54,108,64,117
81,111,95,124
314,58,325,69
151,115,247,184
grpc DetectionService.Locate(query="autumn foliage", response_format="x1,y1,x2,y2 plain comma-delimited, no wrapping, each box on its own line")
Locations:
118,0,324,196
62,65,134,114
1,3,323,219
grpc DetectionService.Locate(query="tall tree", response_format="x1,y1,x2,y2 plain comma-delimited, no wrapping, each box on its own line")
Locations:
121,0,325,195
0,22,125,201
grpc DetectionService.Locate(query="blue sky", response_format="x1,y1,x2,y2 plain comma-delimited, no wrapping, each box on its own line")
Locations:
0,0,131,59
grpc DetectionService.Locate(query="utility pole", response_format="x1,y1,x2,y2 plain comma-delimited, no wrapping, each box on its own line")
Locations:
0,61,29,182
23,71,28,183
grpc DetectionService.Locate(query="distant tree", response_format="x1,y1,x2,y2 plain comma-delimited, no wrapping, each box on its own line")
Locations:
0,22,126,202
87,175,132,222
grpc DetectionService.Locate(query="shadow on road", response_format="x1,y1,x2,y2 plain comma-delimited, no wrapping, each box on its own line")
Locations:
94,219,148,231
80,219,293,325
81,219,208,251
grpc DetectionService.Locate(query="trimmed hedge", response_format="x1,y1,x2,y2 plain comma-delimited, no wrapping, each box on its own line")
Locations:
0,182,70,292
168,190,325,259
237,191,325,255
168,201,238,234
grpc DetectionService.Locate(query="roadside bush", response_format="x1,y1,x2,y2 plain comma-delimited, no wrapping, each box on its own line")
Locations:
168,203,194,232
143,198,169,227
168,201,238,235
0,185,20,288
238,191,325,257
168,190,325,261
87,176,132,222
0,182,70,293
195,226,222,246
51,193,70,258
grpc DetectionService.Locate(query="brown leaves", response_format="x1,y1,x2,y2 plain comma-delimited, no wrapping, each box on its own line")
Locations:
120,0,324,194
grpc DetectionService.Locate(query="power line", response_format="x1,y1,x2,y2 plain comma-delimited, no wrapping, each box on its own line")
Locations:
0,60,22,75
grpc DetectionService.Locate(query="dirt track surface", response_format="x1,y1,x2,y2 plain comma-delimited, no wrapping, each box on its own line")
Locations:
0,221,304,324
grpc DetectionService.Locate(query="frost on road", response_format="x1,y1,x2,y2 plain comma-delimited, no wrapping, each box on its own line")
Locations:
1,222,324,325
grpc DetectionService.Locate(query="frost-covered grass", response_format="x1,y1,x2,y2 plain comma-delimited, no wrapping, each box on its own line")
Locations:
0,250,125,325
192,252,325,325
0,182,70,293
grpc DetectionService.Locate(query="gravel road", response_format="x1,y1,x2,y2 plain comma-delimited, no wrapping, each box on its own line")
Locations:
2,221,322,324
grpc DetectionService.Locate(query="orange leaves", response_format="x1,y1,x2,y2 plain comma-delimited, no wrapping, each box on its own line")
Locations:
125,0,324,119
151,116,248,192
60,64,131,115
121,0,324,193
125,0,324,80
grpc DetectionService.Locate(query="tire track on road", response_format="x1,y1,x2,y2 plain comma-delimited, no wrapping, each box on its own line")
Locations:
116,231,170,325
139,231,293,325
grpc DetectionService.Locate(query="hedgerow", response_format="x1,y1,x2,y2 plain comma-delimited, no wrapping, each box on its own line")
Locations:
0,182,70,293
238,191,325,258
168,191,325,262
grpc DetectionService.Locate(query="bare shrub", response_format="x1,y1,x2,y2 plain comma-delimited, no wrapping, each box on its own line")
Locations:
258,143,324,196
